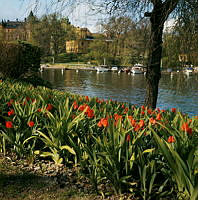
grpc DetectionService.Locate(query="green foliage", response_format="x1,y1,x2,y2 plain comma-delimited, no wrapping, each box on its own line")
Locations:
30,13,76,60
0,41,41,78
0,79,198,199
152,121,198,200
19,73,52,88
42,53,89,64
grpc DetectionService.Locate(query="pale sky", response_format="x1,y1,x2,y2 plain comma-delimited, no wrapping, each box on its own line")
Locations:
0,0,36,21
0,0,174,33
0,0,104,32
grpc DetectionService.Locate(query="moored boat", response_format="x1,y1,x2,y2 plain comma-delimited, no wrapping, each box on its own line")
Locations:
96,66,109,73
131,64,145,74
111,66,118,71
184,67,193,74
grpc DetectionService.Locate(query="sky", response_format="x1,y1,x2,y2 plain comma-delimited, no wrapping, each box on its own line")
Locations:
0,0,174,33
0,0,105,32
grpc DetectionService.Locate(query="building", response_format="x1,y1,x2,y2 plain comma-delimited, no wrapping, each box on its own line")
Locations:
0,11,37,42
0,19,29,41
66,27,94,54
179,54,188,63
179,53,198,67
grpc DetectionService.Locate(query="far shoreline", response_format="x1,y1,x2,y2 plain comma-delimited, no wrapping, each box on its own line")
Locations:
40,63,198,74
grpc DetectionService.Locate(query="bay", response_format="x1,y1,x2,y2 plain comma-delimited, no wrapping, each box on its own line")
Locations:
39,69,198,117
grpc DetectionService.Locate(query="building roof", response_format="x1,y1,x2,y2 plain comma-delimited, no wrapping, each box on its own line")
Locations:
1,20,23,29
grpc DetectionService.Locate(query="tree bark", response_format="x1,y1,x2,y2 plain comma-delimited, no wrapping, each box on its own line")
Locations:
144,0,179,109
144,7,163,109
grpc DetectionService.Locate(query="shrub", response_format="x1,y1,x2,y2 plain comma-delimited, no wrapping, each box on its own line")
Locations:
0,40,41,78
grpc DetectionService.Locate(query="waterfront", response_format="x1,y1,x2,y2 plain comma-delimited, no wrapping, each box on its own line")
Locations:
40,69,198,116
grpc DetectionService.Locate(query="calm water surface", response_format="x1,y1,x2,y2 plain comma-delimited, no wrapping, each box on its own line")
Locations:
40,69,198,116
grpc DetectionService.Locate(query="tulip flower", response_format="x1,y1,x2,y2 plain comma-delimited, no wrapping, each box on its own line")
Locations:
126,134,131,142
181,122,192,135
167,136,175,143
8,109,15,116
6,121,13,128
28,121,35,127
46,104,53,111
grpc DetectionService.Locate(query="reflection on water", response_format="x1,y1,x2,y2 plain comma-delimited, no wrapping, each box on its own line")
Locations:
158,73,198,116
40,69,198,116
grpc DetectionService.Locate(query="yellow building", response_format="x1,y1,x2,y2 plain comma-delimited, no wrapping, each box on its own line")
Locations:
179,54,188,63
179,53,198,66
66,27,93,54
75,27,92,39
0,20,29,41
0,23,4,40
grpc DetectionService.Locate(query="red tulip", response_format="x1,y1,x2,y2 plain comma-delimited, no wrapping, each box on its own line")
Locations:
98,118,108,128
73,104,78,110
114,113,122,121
134,124,141,132
78,104,86,111
85,96,89,102
131,119,137,127
101,118,108,127
26,97,31,101
85,106,94,118
126,134,131,142
124,107,129,114
8,109,15,116
156,113,161,121
147,109,152,115
6,121,13,128
156,108,160,113
97,121,103,128
167,136,175,143
46,104,53,111
28,121,34,127
139,120,145,128
181,122,192,135
150,117,156,125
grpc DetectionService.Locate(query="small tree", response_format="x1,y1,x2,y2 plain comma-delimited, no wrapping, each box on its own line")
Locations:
0,41,41,79
87,37,113,65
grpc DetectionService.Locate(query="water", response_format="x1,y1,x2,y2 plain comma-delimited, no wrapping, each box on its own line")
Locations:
39,69,198,117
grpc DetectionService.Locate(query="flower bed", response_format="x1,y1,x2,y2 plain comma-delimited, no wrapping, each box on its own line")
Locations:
0,79,198,199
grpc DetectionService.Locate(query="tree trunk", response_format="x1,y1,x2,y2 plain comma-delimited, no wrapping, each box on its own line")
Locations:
144,15,164,109
144,0,179,109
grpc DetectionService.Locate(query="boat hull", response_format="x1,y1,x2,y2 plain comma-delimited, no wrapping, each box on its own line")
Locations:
131,69,144,74
96,67,109,72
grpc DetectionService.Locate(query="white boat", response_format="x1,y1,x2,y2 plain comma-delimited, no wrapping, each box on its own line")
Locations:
111,66,118,71
167,68,172,73
131,64,144,74
184,67,193,74
96,66,109,73
131,67,144,74
131,63,146,74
